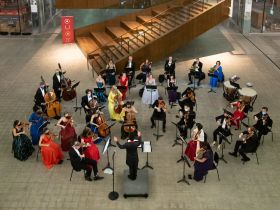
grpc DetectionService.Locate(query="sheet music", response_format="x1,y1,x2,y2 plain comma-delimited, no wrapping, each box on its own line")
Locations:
143,141,152,153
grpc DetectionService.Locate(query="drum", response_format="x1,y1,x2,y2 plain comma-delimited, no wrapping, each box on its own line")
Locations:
238,87,257,105
223,81,237,101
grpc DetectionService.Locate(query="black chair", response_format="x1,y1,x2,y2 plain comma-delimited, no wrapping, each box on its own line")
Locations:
204,152,220,183
261,120,273,145
69,162,87,181
242,148,259,165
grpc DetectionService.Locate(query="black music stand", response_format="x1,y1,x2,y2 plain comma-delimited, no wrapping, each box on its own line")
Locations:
72,81,82,114
106,122,116,148
108,151,119,200
141,141,153,170
171,122,182,147
146,85,157,108
153,117,164,141
177,136,191,185
102,137,114,172
218,132,231,164
208,73,218,93
94,87,106,103
177,135,187,163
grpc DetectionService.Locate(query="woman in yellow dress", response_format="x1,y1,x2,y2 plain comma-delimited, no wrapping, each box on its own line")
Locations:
108,86,125,121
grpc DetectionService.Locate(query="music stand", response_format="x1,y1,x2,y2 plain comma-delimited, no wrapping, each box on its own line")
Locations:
102,137,114,173
153,117,164,141
94,88,106,103
146,85,157,108
124,67,134,86
171,122,182,147
208,73,218,93
72,81,82,114
177,135,187,163
218,132,231,164
177,136,191,185
106,122,116,148
108,151,119,200
142,141,153,170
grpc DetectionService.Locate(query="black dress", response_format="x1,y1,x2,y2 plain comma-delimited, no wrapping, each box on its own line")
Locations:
12,128,35,161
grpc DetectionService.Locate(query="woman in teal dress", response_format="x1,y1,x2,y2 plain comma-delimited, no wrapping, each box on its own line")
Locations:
94,75,106,103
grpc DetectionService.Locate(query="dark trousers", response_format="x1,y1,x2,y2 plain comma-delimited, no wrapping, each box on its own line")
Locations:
233,140,249,159
151,115,166,129
80,158,98,178
127,160,138,179
188,72,202,84
126,69,135,86
54,88,61,100
213,127,230,144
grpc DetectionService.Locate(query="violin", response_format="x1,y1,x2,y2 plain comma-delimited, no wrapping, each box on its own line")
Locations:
58,63,77,101
187,91,196,103
159,100,167,111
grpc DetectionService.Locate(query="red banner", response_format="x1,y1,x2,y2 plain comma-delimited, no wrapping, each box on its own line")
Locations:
61,16,74,44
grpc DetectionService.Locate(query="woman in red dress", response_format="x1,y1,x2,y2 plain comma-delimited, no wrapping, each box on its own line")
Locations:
56,113,77,152
80,127,100,162
230,100,245,129
39,128,64,169
119,73,128,100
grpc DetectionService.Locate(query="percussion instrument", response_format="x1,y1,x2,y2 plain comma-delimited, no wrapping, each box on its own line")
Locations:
223,80,237,96
238,87,257,105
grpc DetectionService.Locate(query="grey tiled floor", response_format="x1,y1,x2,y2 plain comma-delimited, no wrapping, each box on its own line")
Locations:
0,21,279,210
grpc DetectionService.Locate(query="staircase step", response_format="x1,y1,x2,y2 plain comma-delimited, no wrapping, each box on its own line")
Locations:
90,31,118,48
76,37,101,56
106,26,132,40
136,15,169,32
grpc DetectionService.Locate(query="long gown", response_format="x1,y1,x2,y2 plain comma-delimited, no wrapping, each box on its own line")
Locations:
95,81,106,102
119,76,128,100
209,68,220,88
12,128,34,161
193,150,213,181
108,90,125,121
40,135,63,169
59,121,77,152
142,78,159,105
82,136,100,162
231,102,245,129
29,112,47,145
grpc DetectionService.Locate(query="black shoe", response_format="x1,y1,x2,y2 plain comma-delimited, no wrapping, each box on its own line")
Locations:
128,175,136,180
197,83,200,86
241,158,250,162
85,176,93,181
163,128,166,133
229,152,237,157
58,160,63,164
175,115,180,118
188,174,192,179
151,124,155,128
94,176,104,181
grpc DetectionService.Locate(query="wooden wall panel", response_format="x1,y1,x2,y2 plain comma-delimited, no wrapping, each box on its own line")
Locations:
55,0,119,9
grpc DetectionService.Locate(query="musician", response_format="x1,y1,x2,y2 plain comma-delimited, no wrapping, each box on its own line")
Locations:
188,58,203,86
119,73,129,100
39,127,64,169
105,59,116,86
167,74,176,87
124,56,136,86
253,107,272,140
80,127,100,161
121,101,138,139
177,109,196,139
81,89,93,114
52,69,63,101
95,74,106,103
179,87,196,111
150,97,167,132
69,141,104,181
108,85,125,121
212,111,232,149
185,123,205,161
142,74,159,105
229,75,241,89
113,131,142,180
229,127,259,162
34,82,47,112
164,56,176,78
167,74,178,105
230,99,246,130
138,59,152,83
209,61,224,87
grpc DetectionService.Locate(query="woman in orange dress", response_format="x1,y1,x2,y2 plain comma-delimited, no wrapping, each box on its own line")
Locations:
39,128,64,169
119,73,128,100
80,127,100,162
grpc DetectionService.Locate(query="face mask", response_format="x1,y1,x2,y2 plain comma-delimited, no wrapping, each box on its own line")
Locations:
262,111,266,115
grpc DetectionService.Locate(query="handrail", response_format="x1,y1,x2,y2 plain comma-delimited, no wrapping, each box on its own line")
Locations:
87,0,208,69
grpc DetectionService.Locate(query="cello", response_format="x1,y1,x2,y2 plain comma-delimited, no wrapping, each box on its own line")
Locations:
95,112,110,137
41,76,61,118
58,63,77,101
114,92,123,114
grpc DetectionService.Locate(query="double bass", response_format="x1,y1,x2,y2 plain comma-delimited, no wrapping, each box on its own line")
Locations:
41,76,61,118
123,110,137,134
58,63,77,101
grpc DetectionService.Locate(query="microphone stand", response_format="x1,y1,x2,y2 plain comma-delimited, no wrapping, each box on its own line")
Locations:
108,151,119,200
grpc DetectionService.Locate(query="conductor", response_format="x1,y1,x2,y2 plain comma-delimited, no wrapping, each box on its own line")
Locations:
113,132,142,181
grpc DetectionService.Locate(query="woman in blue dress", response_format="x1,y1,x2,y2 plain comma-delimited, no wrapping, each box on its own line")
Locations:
94,75,106,103
29,106,48,145
209,61,223,88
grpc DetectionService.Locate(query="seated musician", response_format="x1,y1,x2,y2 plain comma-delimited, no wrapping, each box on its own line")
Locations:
212,110,232,149
185,123,205,161
108,85,125,121
150,97,167,132
142,74,159,105
179,87,196,111
209,61,224,88
95,74,106,103
177,108,196,139
230,99,246,130
164,56,176,79
137,59,152,83
119,73,129,100
88,110,103,135
105,59,116,86
80,127,100,162
39,127,64,169
69,141,104,182
229,75,241,89
229,127,259,162
124,56,136,86
188,58,204,86
253,107,273,140
121,101,138,139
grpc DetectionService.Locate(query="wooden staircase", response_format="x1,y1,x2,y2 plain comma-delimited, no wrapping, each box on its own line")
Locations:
75,0,230,76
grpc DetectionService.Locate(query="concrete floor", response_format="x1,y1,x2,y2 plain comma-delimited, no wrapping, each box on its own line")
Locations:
0,21,279,210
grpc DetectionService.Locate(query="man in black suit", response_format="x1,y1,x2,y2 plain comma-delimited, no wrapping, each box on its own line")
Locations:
150,97,167,132
229,127,259,162
188,58,204,86
212,111,232,149
81,89,93,114
124,56,136,86
34,82,47,112
253,106,273,140
69,141,104,181
114,132,142,180
52,69,63,101
164,56,176,78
